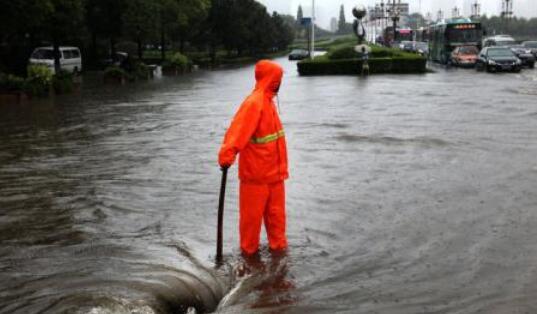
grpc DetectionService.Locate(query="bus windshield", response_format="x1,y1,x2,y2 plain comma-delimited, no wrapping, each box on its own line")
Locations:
397,30,413,42
447,28,481,43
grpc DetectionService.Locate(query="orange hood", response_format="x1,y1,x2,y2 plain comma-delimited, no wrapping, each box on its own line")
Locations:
254,60,283,98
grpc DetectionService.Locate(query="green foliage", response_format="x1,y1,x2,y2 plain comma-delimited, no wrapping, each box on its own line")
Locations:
104,66,129,79
52,70,75,94
163,52,189,70
26,65,53,96
323,40,421,61
133,62,152,79
0,73,26,92
479,15,537,40
207,0,296,56
1,0,297,74
328,47,357,60
297,56,427,75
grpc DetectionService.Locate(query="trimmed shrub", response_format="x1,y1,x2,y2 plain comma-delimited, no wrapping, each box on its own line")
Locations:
328,46,357,60
297,57,427,75
52,70,75,94
26,65,53,96
162,52,189,72
133,62,152,80
104,66,129,79
327,44,419,60
0,73,26,92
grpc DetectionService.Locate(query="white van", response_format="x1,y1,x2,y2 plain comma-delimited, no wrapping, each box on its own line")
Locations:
29,46,82,74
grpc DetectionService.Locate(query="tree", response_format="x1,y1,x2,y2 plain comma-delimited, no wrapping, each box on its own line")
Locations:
174,0,211,53
123,0,159,59
272,13,295,50
85,0,124,60
42,0,84,73
0,0,54,74
407,13,426,30
338,4,346,34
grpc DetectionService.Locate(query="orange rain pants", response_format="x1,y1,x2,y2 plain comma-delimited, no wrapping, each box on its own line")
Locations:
240,181,287,255
219,60,289,255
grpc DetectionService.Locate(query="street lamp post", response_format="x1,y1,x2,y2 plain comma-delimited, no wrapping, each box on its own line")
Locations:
391,0,400,43
471,1,481,20
437,9,444,21
310,0,315,59
380,0,385,37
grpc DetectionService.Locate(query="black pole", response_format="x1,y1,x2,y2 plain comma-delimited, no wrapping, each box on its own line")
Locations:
216,167,228,264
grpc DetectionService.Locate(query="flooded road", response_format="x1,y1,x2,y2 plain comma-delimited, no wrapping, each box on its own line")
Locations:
1,59,537,313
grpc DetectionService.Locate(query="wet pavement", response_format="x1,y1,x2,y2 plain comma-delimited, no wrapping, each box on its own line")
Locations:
1,59,537,313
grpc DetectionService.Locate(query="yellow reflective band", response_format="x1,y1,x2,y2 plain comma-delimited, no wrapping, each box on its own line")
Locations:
251,130,285,144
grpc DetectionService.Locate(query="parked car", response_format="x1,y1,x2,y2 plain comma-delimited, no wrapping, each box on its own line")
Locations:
521,41,537,58
29,46,82,74
482,35,517,48
288,49,309,61
476,47,522,73
509,45,535,68
450,46,479,67
415,42,429,56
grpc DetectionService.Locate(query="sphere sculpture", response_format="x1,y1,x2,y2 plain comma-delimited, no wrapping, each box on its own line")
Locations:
352,5,367,45
352,5,367,19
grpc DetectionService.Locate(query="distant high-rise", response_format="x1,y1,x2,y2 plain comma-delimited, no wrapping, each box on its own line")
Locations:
330,17,338,33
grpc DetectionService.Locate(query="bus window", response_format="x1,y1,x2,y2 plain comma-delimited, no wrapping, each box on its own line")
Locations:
447,28,480,43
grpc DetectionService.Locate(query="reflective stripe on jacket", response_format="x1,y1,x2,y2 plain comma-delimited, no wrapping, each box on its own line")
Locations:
218,60,289,184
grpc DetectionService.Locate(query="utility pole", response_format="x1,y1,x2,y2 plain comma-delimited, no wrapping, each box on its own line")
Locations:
501,0,513,33
310,0,315,60
418,0,422,28
390,0,400,43
452,6,460,18
437,9,444,21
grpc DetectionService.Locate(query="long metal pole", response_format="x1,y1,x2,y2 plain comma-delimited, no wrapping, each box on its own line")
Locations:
311,0,315,59
216,167,228,264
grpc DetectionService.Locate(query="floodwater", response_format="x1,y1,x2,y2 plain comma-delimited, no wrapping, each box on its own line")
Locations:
1,59,537,314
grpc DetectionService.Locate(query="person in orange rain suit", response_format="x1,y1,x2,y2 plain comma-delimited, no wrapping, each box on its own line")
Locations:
218,60,289,256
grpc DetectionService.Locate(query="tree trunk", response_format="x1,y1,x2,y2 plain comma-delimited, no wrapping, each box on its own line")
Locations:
53,39,61,74
110,37,116,60
160,26,166,61
137,38,143,60
91,32,97,66
209,40,216,65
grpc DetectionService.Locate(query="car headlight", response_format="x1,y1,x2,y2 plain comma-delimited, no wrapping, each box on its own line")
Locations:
516,59,522,64
488,60,496,65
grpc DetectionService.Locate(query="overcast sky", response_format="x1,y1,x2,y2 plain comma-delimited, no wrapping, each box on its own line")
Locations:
258,0,537,29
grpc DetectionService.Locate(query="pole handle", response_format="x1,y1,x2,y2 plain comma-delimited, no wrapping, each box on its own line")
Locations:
216,167,228,264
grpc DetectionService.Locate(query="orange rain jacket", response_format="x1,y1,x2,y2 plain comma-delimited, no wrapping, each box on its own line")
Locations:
219,60,289,184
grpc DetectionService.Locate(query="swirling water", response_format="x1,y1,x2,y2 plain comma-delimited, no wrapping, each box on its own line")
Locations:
1,59,537,313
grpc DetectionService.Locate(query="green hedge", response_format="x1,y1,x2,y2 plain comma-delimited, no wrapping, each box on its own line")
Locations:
327,45,418,60
297,57,427,75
